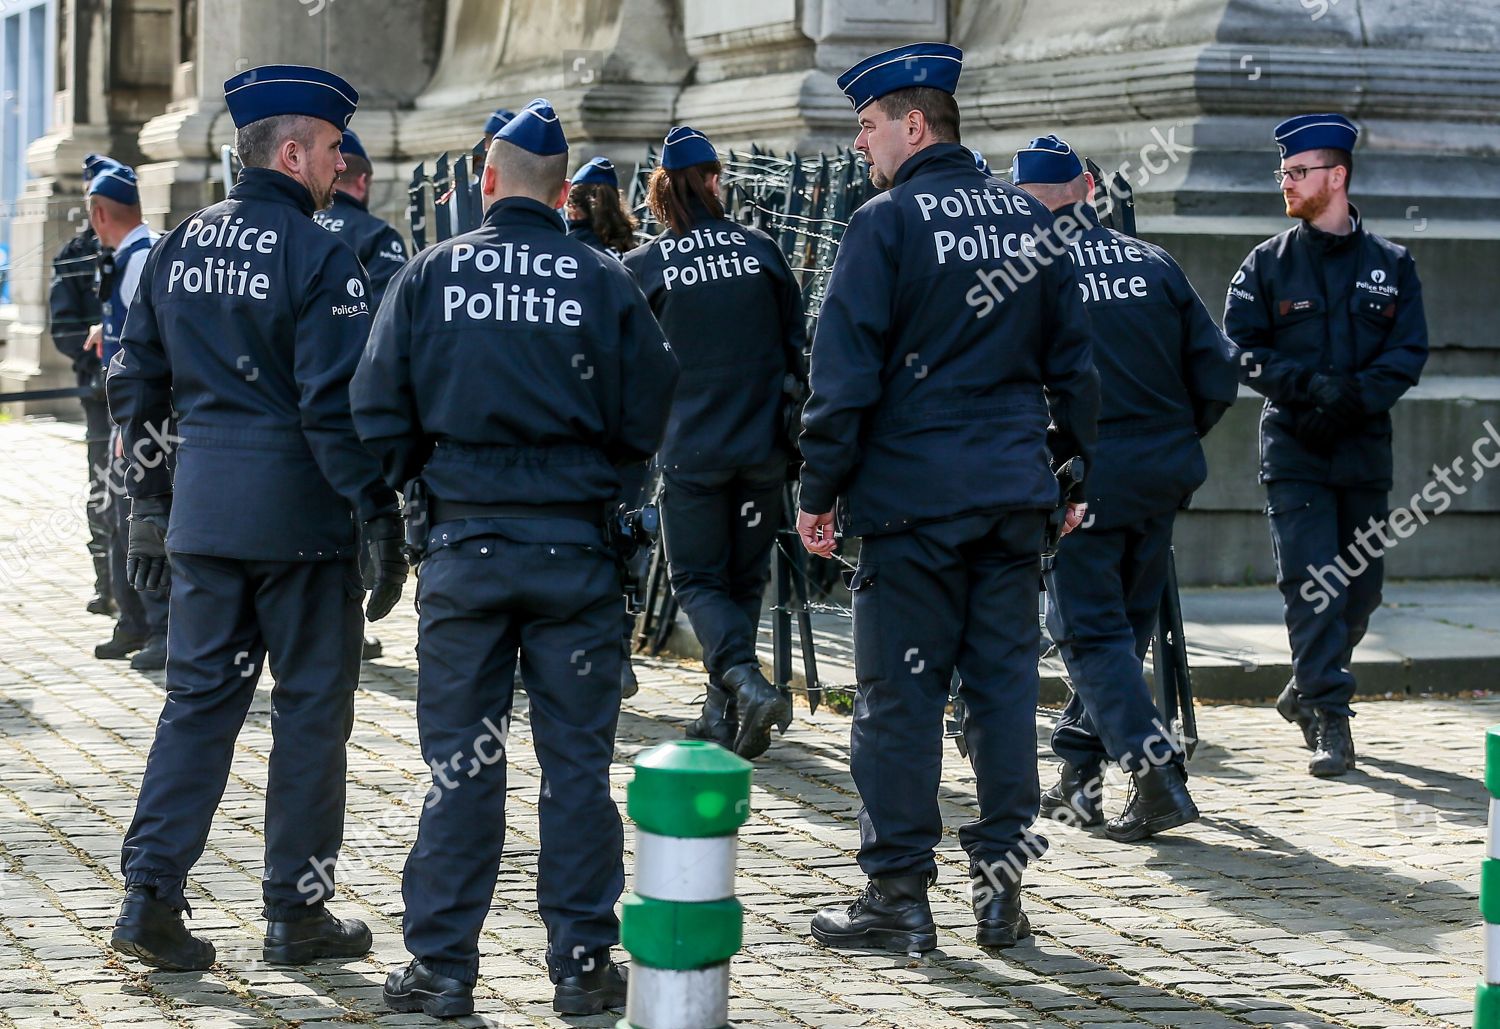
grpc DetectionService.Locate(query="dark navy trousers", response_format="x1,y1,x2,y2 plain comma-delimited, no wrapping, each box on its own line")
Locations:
120,553,362,917
659,455,785,677
1044,511,1177,776
401,524,624,985
84,397,113,571
848,509,1048,879
1266,479,1387,716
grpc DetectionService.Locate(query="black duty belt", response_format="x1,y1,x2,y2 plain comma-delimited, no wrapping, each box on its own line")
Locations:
430,499,602,524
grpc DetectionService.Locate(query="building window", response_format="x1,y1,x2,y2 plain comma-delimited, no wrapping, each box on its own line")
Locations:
0,0,57,297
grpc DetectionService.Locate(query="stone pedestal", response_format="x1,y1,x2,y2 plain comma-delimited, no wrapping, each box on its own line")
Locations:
0,172,87,418
672,0,947,151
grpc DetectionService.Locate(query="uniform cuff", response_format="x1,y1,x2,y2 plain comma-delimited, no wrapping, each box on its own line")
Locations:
798,480,837,516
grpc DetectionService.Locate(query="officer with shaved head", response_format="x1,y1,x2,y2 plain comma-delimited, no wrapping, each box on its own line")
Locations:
353,99,678,1018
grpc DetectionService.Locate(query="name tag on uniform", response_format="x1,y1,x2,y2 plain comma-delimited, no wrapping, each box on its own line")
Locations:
1278,298,1317,316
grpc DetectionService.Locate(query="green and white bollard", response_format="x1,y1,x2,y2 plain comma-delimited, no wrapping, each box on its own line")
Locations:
1479,726,1500,1028
619,740,751,1029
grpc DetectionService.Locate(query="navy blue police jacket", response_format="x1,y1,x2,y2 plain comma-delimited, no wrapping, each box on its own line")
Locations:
314,190,409,310
48,227,103,387
107,168,398,561
623,204,807,473
350,196,679,525
798,143,1099,537
567,219,619,258
1062,204,1238,529
1224,206,1427,489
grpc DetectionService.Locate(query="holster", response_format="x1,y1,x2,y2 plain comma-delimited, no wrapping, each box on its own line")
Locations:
401,478,429,564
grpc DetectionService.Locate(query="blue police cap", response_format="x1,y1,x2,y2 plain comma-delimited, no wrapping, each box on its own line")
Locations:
970,147,992,175
661,126,717,171
1011,135,1084,185
837,42,963,112
82,153,116,184
223,64,359,130
496,99,567,157
572,156,618,188
88,162,139,206
1274,113,1358,159
340,130,367,161
484,108,517,137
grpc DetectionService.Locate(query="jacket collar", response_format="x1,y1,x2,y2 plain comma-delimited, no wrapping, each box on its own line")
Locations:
891,142,980,189
1296,202,1363,253
482,195,567,233
229,167,318,217
333,189,368,212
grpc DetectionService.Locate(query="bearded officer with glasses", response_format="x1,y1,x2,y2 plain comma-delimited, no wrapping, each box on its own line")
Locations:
1224,114,1427,779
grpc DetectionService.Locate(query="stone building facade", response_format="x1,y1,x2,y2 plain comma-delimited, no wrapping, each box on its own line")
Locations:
5,0,1499,584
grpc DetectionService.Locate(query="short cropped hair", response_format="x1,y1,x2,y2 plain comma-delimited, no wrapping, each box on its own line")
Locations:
235,114,320,169
874,87,961,143
1312,147,1354,189
486,138,569,203
337,152,372,186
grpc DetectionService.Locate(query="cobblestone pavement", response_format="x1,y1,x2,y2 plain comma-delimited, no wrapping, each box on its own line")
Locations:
0,418,1487,1028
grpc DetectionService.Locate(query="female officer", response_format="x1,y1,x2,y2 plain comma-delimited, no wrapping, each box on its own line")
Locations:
623,126,806,759
566,156,638,255
569,156,646,697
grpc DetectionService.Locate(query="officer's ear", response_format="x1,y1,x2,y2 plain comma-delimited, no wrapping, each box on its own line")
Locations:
553,178,572,211
481,161,499,204
906,108,926,144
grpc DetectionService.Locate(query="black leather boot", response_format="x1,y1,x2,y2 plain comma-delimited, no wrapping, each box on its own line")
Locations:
620,639,639,699
1309,710,1356,778
1038,763,1103,827
130,634,167,671
384,959,474,1018
109,886,215,971
87,555,115,616
721,662,791,760
972,866,1031,948
1105,762,1200,842
1276,679,1318,751
95,624,146,660
263,907,372,964
810,873,937,953
553,960,628,1015
684,677,737,748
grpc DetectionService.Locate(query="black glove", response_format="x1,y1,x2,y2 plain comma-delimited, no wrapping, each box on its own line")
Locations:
359,512,407,621
126,496,171,591
1308,374,1365,430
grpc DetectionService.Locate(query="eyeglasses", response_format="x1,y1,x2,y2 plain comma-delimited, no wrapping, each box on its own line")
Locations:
1273,165,1337,184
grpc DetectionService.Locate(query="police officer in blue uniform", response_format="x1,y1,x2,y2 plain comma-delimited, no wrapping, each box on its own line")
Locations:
1013,135,1237,840
566,156,638,256
567,155,648,694
352,100,678,1019
797,44,1099,952
1225,114,1427,777
48,153,112,617
106,65,406,971
315,130,409,310
86,162,171,670
624,126,805,759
